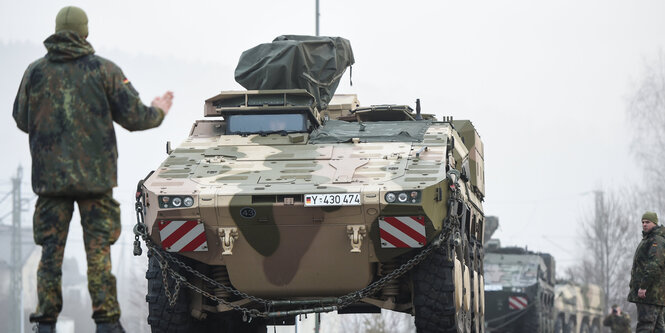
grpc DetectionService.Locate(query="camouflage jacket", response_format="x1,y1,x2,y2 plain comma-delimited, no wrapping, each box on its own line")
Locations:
603,313,631,333
13,31,164,196
627,225,665,306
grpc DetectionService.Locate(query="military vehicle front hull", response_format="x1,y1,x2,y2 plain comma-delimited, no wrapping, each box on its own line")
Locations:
485,285,554,333
143,174,452,297
142,122,465,297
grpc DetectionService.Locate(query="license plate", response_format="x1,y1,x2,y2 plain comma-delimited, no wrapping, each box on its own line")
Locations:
304,193,361,206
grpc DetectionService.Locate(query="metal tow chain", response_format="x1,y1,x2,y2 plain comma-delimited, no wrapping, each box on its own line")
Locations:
133,169,464,320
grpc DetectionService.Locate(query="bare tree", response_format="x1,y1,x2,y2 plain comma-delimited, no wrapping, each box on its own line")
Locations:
570,190,639,316
627,50,665,212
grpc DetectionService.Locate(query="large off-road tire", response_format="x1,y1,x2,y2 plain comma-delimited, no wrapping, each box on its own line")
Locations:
554,316,564,333
564,318,576,333
589,323,600,333
146,251,199,333
413,244,469,333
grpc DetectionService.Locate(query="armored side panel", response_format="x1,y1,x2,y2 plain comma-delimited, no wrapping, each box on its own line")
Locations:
452,120,485,198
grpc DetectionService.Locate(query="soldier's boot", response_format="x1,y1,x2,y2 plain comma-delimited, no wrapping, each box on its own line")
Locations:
96,321,126,333
29,313,56,333
31,322,56,333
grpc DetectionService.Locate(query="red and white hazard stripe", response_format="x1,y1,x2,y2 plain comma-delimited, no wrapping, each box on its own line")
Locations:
158,220,208,252
379,216,426,248
508,296,528,310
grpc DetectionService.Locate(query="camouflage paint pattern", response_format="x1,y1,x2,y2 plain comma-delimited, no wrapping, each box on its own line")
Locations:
13,30,164,196
603,312,632,333
33,192,121,323
554,283,605,333
142,90,485,310
628,225,665,306
635,303,664,333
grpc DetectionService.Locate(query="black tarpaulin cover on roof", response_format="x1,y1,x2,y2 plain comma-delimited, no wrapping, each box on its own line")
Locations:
234,35,355,111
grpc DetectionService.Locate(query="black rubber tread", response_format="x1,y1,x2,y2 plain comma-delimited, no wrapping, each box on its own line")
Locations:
564,320,576,333
554,316,564,333
146,251,200,333
412,244,461,333
589,323,600,333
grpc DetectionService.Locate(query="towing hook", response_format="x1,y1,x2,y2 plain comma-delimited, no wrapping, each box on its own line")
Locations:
447,169,460,181
134,223,147,237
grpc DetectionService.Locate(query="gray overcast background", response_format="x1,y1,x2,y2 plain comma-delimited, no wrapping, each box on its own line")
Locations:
1,0,664,322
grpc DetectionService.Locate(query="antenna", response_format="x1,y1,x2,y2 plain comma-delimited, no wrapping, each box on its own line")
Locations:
315,0,320,36
415,98,422,120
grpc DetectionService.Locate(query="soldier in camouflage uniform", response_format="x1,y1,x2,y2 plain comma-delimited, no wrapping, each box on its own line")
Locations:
628,211,665,333
12,6,173,333
604,304,632,333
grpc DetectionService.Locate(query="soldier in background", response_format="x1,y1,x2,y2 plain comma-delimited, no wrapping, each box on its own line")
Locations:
12,6,173,333
604,304,632,333
627,211,665,333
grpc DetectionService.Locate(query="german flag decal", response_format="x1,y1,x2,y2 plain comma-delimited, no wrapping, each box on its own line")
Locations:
123,78,130,84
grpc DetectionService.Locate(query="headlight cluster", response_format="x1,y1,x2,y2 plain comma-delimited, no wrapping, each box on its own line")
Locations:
160,195,195,208
384,190,421,204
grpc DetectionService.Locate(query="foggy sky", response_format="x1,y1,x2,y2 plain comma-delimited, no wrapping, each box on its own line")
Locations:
2,1,665,325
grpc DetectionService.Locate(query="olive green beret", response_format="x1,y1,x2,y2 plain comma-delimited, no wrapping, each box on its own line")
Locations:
55,6,88,37
642,211,658,224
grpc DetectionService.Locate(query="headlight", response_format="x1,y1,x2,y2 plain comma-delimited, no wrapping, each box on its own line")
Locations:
384,190,421,204
397,193,408,202
158,195,195,208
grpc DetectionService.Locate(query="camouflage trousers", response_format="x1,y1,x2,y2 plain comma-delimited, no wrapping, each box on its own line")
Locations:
636,303,665,333
32,192,122,323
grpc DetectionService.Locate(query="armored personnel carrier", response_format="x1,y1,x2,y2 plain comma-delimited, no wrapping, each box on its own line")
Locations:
553,283,604,333
135,36,486,333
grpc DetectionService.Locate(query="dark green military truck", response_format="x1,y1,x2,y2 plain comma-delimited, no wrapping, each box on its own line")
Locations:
484,245,556,333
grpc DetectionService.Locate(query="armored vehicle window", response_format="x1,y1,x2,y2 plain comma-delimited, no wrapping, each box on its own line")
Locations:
309,119,431,143
227,113,307,135
485,262,539,287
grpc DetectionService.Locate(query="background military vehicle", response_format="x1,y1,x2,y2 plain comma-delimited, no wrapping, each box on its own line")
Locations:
483,242,556,333
482,217,604,333
553,283,604,333
135,36,487,333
